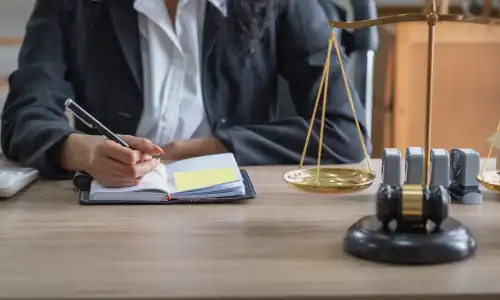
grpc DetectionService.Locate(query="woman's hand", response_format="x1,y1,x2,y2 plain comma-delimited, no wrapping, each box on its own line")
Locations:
60,134,164,187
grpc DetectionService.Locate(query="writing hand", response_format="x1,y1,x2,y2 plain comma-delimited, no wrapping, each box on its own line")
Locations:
60,134,164,187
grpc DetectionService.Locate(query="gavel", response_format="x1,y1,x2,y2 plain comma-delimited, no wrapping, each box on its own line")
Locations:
376,184,450,230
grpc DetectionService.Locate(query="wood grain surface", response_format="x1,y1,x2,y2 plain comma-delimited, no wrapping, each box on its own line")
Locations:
1,159,500,299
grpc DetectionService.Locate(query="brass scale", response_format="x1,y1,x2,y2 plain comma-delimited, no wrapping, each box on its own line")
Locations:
283,0,500,195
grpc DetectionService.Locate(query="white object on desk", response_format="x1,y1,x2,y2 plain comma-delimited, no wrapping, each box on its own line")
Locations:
0,167,38,198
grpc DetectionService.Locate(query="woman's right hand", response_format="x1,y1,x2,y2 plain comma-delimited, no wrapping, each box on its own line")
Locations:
60,133,164,187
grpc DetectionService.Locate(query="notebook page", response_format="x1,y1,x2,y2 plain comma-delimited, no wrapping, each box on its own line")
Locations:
90,163,169,196
164,153,242,194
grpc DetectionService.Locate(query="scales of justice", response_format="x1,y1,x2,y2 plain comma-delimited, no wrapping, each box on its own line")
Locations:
283,0,500,265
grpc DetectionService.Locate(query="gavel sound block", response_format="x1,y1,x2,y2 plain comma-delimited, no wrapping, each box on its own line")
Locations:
343,147,477,265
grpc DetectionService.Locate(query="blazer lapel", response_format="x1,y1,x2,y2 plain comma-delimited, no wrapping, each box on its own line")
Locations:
108,0,143,93
202,1,226,68
202,1,226,126
105,0,223,102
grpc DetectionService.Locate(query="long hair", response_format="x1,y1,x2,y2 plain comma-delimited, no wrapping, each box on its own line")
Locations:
225,0,281,55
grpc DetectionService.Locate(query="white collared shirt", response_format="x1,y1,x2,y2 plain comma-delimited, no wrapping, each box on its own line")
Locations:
133,0,227,146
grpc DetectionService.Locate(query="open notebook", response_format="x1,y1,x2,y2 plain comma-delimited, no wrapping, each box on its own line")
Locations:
89,153,246,202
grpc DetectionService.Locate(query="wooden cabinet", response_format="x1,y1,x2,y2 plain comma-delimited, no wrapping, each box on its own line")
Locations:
372,21,500,158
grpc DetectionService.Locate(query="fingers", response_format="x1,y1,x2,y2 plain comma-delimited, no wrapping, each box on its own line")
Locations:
86,135,164,188
88,155,160,188
104,157,160,178
139,154,154,163
121,135,164,156
92,151,160,177
95,135,163,165
96,139,158,165
96,139,141,165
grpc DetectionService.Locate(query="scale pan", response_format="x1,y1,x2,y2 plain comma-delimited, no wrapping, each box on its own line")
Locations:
283,167,376,194
477,171,500,193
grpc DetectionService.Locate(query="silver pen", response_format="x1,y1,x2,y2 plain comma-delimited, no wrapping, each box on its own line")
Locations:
64,99,163,176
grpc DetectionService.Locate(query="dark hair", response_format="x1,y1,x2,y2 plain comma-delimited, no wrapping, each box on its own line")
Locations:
225,0,281,54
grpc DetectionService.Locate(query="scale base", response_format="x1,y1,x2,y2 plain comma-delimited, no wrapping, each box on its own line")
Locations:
343,215,476,265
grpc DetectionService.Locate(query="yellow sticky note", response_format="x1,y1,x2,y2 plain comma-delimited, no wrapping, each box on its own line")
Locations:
173,167,237,192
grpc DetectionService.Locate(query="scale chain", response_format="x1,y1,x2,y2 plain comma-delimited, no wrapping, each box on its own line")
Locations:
298,28,373,176
298,36,331,169
316,31,332,181
331,28,373,173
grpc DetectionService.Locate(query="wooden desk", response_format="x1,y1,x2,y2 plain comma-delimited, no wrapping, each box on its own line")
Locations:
1,160,500,299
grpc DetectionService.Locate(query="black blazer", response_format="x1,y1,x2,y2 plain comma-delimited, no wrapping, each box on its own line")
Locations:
1,0,371,179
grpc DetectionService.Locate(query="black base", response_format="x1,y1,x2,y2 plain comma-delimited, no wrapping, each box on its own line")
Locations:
343,215,476,265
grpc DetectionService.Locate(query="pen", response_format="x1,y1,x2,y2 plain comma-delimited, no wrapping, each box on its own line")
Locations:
64,99,162,175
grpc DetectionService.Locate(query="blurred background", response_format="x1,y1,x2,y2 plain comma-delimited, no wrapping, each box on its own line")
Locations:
1,0,499,158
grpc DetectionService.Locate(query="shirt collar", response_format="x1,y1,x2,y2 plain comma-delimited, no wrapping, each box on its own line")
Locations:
208,0,227,17
133,0,227,18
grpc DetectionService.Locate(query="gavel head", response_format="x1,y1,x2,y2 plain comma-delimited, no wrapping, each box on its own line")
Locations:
376,184,449,230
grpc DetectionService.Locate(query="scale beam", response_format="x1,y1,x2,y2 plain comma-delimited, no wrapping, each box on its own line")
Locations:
329,13,500,29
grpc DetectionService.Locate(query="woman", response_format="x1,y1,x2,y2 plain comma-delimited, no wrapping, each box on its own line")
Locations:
1,0,370,187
